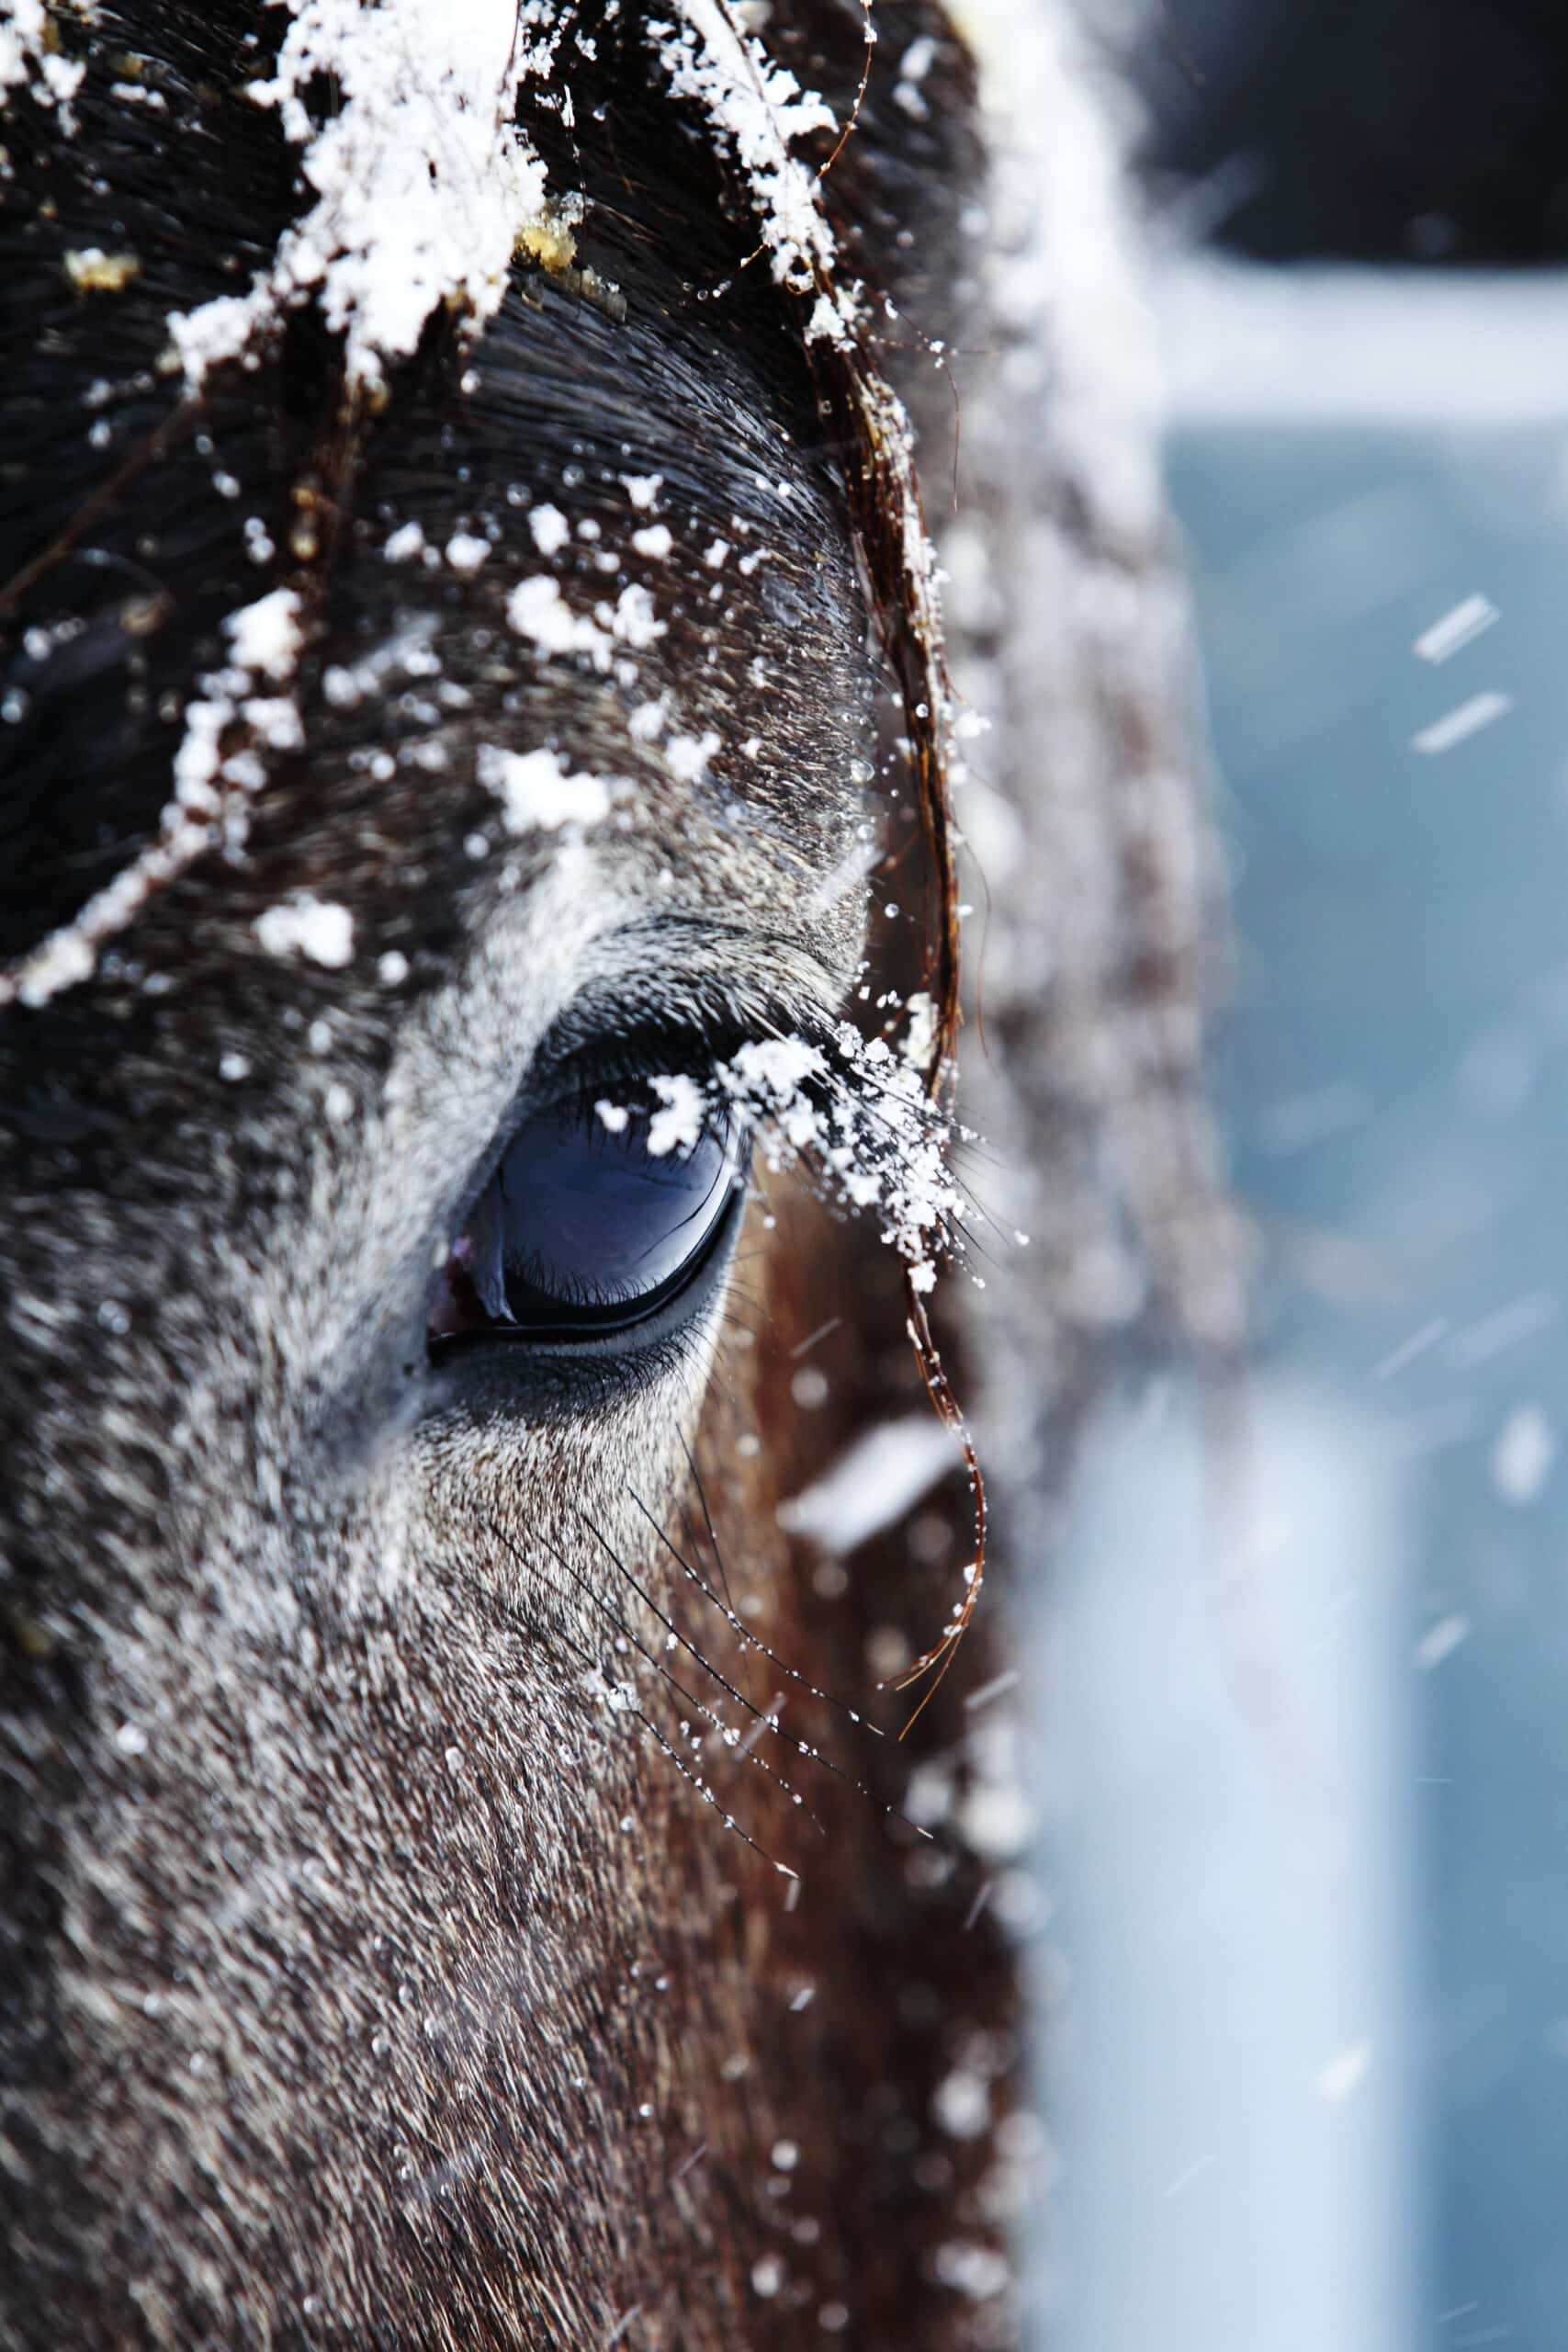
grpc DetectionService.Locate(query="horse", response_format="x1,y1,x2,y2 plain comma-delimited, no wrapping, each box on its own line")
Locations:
0,3,1224,2344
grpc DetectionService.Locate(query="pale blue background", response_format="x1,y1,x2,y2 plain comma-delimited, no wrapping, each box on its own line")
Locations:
1033,273,1568,2351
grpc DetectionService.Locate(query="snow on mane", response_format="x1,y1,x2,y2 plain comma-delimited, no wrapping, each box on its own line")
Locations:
0,590,311,1012
651,5,858,345
168,0,564,388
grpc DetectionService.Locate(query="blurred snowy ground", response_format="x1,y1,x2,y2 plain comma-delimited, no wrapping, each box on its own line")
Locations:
1027,262,1568,2349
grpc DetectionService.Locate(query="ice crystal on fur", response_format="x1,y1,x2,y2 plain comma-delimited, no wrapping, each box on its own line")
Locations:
714,1003,965,1291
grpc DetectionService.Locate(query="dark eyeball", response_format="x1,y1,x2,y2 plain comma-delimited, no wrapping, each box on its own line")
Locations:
428,1082,747,1346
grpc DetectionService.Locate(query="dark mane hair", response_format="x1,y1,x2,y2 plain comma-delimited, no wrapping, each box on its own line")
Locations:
0,2,971,995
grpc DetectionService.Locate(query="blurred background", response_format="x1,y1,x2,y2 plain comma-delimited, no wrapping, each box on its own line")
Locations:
1025,6,1568,2345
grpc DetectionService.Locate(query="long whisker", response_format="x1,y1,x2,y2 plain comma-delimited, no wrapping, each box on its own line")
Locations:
576,1512,836,1824
614,1498,933,1840
535,1521,829,1837
671,1433,748,1687
633,1481,882,1738
479,1514,804,1875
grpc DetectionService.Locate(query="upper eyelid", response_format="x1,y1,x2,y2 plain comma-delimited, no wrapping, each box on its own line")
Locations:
525,976,843,1100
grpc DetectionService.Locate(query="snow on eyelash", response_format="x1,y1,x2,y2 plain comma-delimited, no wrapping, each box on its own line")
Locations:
632,996,967,1300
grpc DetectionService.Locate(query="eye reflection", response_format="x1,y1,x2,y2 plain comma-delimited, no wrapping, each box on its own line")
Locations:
428,1088,747,1344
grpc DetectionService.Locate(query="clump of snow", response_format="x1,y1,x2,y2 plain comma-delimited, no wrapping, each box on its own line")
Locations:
254,894,355,968
627,696,671,744
631,522,673,560
506,574,615,666
606,583,666,650
166,0,564,388
0,1,85,117
504,572,664,671
444,530,491,575
665,729,720,783
243,696,306,752
476,742,614,833
620,473,663,511
223,587,304,681
528,503,570,557
647,1073,706,1158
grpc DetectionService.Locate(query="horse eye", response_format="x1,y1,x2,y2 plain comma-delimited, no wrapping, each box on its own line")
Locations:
427,1084,747,1347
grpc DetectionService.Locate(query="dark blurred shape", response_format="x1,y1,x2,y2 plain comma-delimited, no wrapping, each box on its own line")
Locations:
1137,0,1568,262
